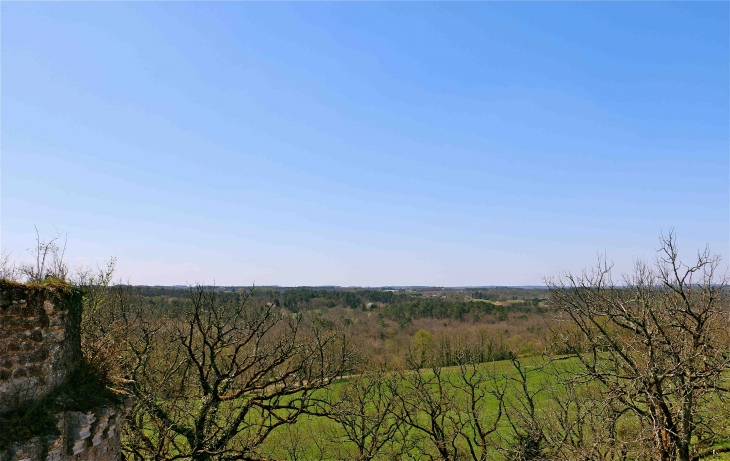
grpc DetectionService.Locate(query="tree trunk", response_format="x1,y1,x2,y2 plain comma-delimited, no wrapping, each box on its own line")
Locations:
659,429,674,461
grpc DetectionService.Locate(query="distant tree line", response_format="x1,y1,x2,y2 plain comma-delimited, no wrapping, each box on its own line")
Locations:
279,288,408,310
383,298,545,322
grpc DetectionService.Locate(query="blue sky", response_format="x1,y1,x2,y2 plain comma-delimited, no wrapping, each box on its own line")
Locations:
2,2,728,286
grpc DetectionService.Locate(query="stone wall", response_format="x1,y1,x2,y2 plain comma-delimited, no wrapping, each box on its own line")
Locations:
0,281,125,461
0,406,124,461
0,282,82,412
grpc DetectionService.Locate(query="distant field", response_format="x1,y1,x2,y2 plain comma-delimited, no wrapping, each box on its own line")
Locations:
258,356,730,461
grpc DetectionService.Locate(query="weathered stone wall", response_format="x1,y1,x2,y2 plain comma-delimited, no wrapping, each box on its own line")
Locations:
0,282,82,412
0,406,124,461
0,282,124,461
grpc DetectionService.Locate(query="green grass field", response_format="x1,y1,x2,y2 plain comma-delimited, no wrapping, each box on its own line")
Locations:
129,356,730,460
258,357,589,460
258,357,730,461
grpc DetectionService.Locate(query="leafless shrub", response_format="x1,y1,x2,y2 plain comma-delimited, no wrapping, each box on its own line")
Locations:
0,249,19,281
15,227,69,284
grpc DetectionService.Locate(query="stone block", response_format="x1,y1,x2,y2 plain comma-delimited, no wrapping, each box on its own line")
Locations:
0,406,125,461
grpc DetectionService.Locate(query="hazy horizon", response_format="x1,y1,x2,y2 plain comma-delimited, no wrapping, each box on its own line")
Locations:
3,2,728,286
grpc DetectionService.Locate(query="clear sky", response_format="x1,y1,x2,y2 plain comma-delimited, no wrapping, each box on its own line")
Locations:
2,2,728,286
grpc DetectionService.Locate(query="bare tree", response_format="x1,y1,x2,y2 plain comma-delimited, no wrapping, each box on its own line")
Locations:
501,355,649,461
450,358,506,461
391,351,506,461
317,363,408,461
393,361,461,461
121,286,354,461
498,357,546,461
546,232,730,461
